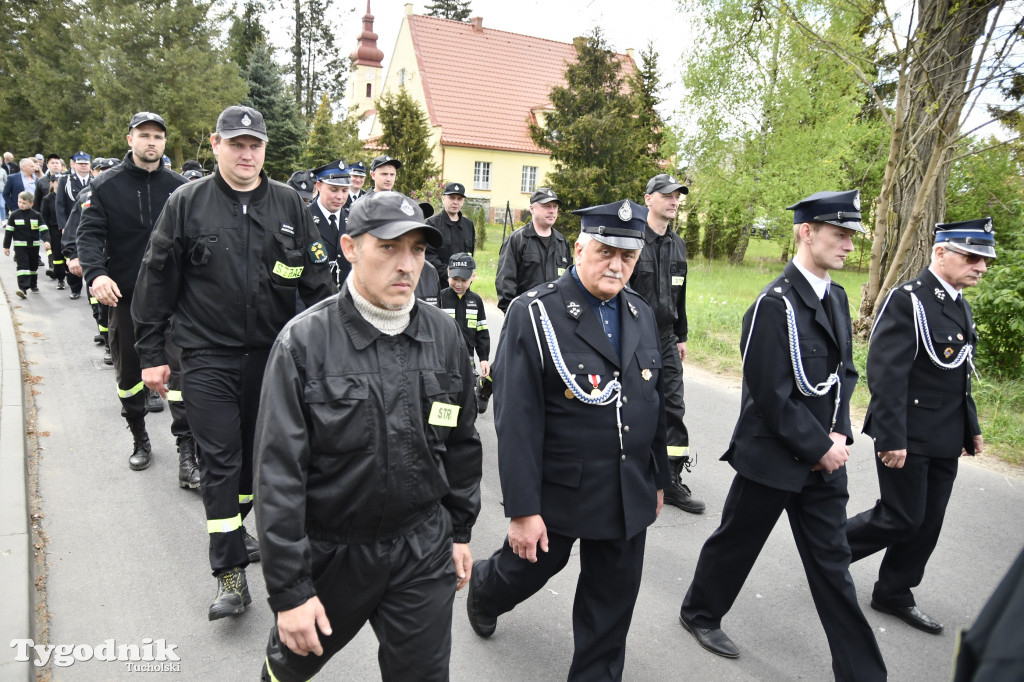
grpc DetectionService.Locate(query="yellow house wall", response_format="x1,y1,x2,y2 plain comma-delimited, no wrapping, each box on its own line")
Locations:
441,146,555,216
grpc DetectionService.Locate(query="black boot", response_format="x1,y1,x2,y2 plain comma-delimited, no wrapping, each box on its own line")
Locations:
177,437,200,489
208,567,251,620
242,526,261,563
145,388,164,413
663,454,706,514
103,344,112,365
127,419,152,471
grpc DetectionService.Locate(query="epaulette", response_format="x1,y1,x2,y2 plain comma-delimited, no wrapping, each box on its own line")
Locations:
521,281,560,301
762,276,794,299
897,277,926,294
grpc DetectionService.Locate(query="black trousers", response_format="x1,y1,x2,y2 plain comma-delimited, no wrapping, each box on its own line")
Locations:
47,232,66,282
659,328,690,454
164,339,191,441
682,472,886,682
90,295,109,339
265,506,456,682
13,245,40,291
182,349,269,575
107,290,146,420
847,453,959,607
473,529,647,681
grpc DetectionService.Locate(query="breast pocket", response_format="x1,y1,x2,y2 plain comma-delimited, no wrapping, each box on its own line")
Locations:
303,375,374,454
269,232,305,287
422,370,464,443
187,227,221,267
930,327,966,360
562,352,616,397
798,340,830,381
635,348,663,401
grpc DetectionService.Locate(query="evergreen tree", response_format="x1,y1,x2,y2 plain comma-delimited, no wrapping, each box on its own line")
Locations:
375,87,440,195
301,94,339,168
245,43,305,180
683,202,701,254
289,0,351,118
335,111,368,168
227,1,268,75
627,42,668,168
425,0,472,21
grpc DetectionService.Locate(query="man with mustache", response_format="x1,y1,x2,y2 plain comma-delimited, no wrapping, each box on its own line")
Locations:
253,190,482,681
847,218,995,635
468,200,668,681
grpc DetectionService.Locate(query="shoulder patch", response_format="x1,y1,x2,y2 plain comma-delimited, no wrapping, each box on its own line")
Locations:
307,241,328,264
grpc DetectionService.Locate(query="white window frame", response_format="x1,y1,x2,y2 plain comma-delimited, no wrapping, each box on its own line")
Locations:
473,161,491,190
521,165,538,193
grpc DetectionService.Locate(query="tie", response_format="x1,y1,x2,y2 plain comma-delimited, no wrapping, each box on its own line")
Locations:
822,288,834,329
328,214,338,236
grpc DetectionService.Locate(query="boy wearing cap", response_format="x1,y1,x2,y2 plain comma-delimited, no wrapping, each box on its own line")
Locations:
369,155,400,192
679,191,886,681
426,182,476,286
4,190,50,297
79,111,187,472
134,104,334,621
846,218,994,635
308,159,351,287
495,187,572,313
440,252,490,411
253,190,482,681
468,199,668,680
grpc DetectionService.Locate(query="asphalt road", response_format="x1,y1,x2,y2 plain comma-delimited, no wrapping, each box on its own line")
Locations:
3,255,1023,681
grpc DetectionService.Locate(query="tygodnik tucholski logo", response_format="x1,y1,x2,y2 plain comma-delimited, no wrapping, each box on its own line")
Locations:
10,638,181,670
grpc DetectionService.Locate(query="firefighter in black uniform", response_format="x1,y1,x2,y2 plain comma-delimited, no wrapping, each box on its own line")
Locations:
468,200,669,681
439,252,490,411
678,191,886,681
133,105,334,621
3,190,50,297
846,218,995,635
253,191,482,682
343,160,367,207
426,182,476,286
55,150,92,293
495,187,572,313
629,173,705,514
307,159,350,287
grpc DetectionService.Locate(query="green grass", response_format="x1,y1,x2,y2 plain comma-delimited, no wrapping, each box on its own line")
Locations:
471,228,1023,466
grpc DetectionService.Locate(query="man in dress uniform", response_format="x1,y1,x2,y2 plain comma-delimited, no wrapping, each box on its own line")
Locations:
369,155,400,193
678,191,886,681
344,161,367,207
308,159,350,287
467,200,669,681
56,150,92,228
494,187,572,313
846,218,995,634
629,173,704,514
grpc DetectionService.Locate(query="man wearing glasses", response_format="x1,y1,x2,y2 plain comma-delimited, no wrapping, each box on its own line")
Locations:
847,218,996,635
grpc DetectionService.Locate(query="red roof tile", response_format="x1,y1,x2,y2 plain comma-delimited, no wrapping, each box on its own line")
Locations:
406,15,633,155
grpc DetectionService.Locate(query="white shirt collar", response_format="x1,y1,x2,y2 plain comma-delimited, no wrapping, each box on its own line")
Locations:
928,265,960,300
316,199,340,223
792,259,832,300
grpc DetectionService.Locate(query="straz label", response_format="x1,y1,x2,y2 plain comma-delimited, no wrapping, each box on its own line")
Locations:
272,261,304,279
428,401,460,427
671,275,685,286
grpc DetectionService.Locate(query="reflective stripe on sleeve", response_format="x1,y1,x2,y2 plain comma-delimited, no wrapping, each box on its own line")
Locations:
117,381,145,398
666,445,690,459
207,515,242,534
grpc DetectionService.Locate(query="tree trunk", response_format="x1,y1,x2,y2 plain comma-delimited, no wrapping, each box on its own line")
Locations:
293,0,303,107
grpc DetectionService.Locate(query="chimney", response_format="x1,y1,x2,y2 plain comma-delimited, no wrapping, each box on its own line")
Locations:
470,16,483,32
404,3,413,15
626,47,635,61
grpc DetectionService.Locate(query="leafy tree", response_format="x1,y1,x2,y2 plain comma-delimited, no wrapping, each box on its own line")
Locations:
301,94,340,168
245,43,306,180
682,201,701,254
425,0,472,21
335,110,368,167
375,86,440,195
226,1,268,75
289,0,352,118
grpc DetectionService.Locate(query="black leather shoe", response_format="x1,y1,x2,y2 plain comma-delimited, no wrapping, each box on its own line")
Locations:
679,613,740,658
69,292,81,300
870,600,943,634
467,561,496,638
145,388,165,413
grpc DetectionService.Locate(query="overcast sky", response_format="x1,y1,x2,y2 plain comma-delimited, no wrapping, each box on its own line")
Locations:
267,0,694,120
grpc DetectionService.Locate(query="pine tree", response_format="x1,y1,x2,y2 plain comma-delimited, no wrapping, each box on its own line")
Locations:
245,44,306,180
227,1,268,75
301,94,340,168
375,87,440,195
289,0,351,118
425,0,472,21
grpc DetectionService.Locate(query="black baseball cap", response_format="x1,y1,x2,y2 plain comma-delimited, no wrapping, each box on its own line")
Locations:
346,191,442,248
370,155,402,171
443,182,466,196
645,173,689,195
448,252,476,278
129,111,167,132
216,105,268,141
530,187,559,205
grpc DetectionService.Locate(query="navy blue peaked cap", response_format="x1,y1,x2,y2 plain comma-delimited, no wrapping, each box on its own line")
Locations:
786,190,866,233
935,217,996,259
572,200,648,250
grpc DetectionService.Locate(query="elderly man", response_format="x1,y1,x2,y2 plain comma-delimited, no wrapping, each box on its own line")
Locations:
369,155,400,193
254,190,482,682
678,191,885,681
494,187,572,313
3,158,39,214
468,200,668,681
133,105,334,620
846,218,995,635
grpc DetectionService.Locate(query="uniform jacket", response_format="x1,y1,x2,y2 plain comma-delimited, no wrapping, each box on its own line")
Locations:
343,188,366,208
440,286,490,362
56,173,90,230
425,211,475,283
495,220,572,312
77,152,187,290
723,260,858,493
493,269,670,540
4,208,49,248
307,199,349,286
253,289,483,613
60,186,93,260
628,225,688,340
33,172,57,211
863,267,981,457
131,170,335,368
416,261,440,307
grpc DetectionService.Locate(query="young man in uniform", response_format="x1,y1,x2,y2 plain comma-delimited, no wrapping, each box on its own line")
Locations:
369,155,400,193
426,182,476,286
307,159,350,287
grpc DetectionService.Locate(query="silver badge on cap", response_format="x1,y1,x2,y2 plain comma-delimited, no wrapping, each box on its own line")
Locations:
853,191,861,210
146,113,155,120
668,175,676,184
400,198,415,216
985,219,993,232
241,113,252,127
618,201,632,222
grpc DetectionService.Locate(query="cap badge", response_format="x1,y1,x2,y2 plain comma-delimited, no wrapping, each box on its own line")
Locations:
241,113,252,127
146,113,155,120
618,201,632,222
668,176,676,184
400,198,415,216
984,219,993,232
545,189,553,196
934,288,945,301
567,301,582,318
299,182,307,189
641,369,652,381
853,192,861,210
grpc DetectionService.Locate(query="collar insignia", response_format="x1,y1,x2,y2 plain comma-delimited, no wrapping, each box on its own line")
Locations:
628,301,638,318
934,287,945,301
567,301,582,318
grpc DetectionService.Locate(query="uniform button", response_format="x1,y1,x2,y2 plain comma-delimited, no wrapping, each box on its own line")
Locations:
578,363,585,370
621,454,626,461
613,371,620,377
914,399,919,404
622,396,628,404
623,425,630,433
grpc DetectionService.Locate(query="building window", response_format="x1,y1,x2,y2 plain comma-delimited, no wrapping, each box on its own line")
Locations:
474,162,491,190
365,83,372,98
521,166,537,193
398,68,406,85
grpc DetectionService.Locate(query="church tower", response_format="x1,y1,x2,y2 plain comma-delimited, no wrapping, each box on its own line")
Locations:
348,0,385,120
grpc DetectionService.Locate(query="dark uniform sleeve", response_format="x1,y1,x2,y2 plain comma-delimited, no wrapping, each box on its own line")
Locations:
55,176,72,229
494,232,520,313
77,184,111,287
253,336,317,613
741,295,835,464
131,193,186,369
675,239,688,342
474,297,490,362
61,193,86,260
835,287,859,443
295,197,336,307
440,329,484,543
864,289,917,452
492,297,548,517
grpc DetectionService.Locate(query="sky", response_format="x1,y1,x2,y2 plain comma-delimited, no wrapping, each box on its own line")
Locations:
267,0,695,120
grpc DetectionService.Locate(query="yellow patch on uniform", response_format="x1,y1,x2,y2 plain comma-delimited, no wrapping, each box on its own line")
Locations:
671,275,685,286
557,268,566,276
428,401,460,427
272,261,304,279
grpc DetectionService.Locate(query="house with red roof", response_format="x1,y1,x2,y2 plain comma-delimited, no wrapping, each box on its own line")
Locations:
348,3,636,218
